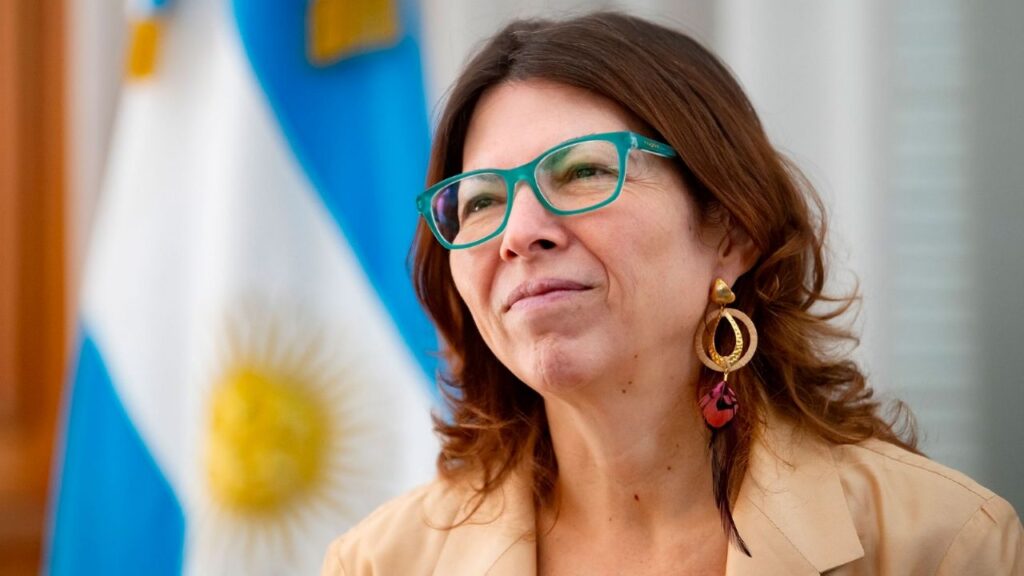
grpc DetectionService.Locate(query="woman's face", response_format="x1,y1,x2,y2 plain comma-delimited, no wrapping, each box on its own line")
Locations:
449,80,730,398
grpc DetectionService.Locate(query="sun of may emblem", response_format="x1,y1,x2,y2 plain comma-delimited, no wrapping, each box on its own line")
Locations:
206,363,328,512
194,301,375,570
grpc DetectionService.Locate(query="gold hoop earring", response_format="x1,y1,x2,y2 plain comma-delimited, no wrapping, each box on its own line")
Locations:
693,279,758,428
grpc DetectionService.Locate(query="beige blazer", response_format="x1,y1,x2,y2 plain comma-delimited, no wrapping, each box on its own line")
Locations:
322,414,1023,575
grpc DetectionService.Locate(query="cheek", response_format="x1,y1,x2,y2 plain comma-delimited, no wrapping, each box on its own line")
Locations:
606,200,713,320
449,251,497,334
449,253,477,308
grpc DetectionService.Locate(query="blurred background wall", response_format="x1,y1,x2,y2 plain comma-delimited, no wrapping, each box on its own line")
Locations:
1,0,1021,573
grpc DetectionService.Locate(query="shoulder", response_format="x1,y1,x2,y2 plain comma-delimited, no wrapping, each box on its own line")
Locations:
831,438,997,516
829,438,1023,574
320,477,472,576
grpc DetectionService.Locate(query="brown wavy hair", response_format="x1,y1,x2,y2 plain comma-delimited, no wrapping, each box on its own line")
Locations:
411,11,918,547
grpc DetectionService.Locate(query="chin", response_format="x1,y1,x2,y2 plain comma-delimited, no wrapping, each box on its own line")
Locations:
515,337,606,397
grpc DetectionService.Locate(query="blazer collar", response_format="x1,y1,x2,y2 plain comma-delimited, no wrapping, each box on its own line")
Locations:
431,412,864,576
431,468,537,576
726,411,865,575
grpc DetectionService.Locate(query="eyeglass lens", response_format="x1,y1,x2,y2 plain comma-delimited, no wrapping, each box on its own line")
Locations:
431,139,623,246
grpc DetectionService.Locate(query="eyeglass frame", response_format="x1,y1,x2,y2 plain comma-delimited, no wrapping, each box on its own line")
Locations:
415,130,679,250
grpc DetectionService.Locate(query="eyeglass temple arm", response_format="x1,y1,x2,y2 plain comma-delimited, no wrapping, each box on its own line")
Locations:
633,134,678,158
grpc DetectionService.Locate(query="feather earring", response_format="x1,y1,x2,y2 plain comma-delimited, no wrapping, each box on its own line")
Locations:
694,278,757,556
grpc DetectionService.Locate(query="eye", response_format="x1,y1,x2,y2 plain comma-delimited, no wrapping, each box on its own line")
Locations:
460,193,504,222
565,163,614,181
572,165,601,179
468,195,496,212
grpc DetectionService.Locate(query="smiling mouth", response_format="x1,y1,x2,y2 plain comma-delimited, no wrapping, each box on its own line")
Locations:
504,279,592,312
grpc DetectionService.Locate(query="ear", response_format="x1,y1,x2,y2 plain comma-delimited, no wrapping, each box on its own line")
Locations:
714,216,760,286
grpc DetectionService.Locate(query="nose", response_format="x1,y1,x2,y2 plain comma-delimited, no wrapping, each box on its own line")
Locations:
498,180,569,261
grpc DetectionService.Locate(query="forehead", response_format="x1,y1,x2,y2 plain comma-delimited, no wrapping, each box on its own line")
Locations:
462,80,642,172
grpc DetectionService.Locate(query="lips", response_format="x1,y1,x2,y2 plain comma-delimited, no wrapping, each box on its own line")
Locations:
504,278,591,312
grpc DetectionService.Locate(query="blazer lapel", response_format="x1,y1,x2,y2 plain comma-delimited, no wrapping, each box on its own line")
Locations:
432,469,537,576
726,412,865,575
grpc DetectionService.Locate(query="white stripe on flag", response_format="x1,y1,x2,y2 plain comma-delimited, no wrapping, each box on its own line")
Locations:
81,1,437,573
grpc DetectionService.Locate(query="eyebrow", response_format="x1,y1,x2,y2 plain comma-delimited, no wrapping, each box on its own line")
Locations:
463,131,608,173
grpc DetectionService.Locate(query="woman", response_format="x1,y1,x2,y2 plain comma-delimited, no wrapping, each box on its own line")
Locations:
322,12,1022,575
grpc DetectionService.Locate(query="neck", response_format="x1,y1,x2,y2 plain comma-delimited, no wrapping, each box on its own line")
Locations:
538,360,718,541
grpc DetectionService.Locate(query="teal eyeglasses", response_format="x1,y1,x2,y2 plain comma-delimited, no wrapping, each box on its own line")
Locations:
416,131,678,250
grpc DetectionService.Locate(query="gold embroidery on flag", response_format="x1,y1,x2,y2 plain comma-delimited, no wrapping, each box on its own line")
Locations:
126,18,162,80
307,0,401,66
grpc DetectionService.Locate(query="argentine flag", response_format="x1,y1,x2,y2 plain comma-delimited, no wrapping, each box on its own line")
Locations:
48,0,438,574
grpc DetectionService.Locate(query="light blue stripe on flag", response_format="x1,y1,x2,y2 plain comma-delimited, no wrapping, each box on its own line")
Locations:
135,0,173,14
49,333,184,575
232,0,437,385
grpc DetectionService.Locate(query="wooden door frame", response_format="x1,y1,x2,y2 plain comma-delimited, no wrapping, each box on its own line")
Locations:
0,0,67,573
